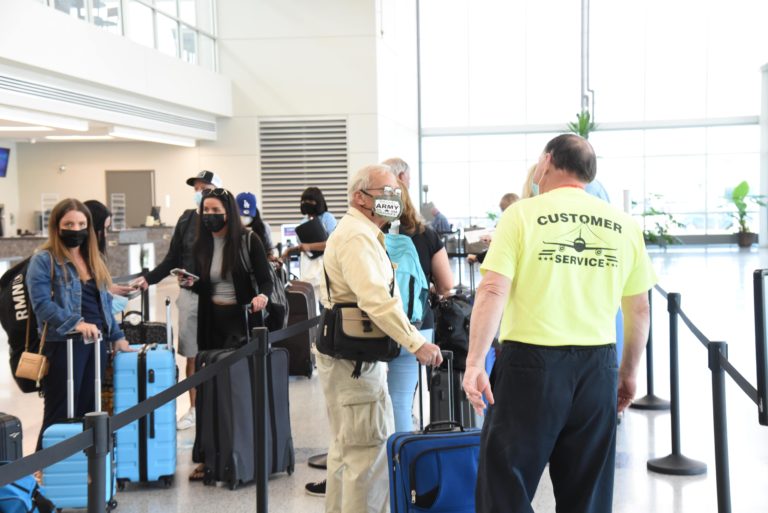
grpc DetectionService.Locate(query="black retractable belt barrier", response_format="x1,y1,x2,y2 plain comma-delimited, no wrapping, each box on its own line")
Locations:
709,342,731,513
85,412,110,513
631,289,671,410
0,314,323,507
647,292,707,476
250,327,270,513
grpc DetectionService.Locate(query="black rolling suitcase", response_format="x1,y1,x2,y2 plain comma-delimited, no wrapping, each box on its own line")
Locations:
0,413,22,461
272,280,317,378
429,351,482,428
195,309,295,490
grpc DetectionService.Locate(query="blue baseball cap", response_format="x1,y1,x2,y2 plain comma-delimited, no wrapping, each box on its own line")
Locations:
236,192,258,216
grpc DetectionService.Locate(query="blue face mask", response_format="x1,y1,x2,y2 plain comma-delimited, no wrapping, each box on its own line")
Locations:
194,190,203,207
110,293,129,316
531,166,546,197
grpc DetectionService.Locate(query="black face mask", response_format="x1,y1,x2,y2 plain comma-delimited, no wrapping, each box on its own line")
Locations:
300,202,318,216
202,213,227,233
60,229,89,248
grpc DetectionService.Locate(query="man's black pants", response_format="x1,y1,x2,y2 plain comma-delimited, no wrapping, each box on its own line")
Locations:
476,342,618,513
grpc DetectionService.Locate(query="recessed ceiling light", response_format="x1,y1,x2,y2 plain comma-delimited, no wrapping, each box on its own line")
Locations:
45,135,115,141
0,126,54,132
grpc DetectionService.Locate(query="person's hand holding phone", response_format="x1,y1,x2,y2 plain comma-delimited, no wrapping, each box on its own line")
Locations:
130,276,149,290
171,268,199,288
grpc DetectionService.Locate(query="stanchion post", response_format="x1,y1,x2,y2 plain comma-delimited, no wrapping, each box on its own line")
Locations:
85,412,110,513
251,326,270,513
141,267,150,316
632,289,671,410
709,341,732,513
647,292,707,475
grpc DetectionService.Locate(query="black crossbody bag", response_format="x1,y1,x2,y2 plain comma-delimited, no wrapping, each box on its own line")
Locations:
316,261,401,378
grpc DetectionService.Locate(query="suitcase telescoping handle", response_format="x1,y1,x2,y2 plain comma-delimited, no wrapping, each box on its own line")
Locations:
65,333,103,418
67,337,74,419
165,296,173,350
242,304,267,345
416,349,454,430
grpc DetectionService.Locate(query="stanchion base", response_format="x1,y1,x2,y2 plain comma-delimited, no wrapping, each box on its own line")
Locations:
631,394,671,411
647,453,707,476
308,453,327,469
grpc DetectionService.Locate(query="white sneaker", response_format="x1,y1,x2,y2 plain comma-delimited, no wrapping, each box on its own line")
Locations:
177,407,196,431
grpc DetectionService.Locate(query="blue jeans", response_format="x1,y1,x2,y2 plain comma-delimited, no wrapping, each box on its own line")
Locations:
387,329,433,433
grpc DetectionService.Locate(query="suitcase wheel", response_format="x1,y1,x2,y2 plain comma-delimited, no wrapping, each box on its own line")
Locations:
228,480,239,491
108,499,118,511
161,476,174,488
117,479,127,491
203,476,215,486
287,464,294,476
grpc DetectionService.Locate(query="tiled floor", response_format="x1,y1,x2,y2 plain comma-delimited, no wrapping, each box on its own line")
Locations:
2,247,768,512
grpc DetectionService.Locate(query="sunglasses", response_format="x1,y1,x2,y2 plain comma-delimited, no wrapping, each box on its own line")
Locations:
202,188,230,198
363,186,402,197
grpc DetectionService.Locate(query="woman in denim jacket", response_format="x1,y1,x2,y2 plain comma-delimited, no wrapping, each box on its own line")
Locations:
27,198,131,449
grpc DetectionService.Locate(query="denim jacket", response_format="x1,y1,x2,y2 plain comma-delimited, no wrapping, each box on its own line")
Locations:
27,250,125,344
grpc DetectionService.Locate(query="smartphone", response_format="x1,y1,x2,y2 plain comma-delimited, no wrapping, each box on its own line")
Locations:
170,268,200,282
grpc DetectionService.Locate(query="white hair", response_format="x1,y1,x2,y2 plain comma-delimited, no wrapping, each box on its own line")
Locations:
348,164,390,205
381,157,410,178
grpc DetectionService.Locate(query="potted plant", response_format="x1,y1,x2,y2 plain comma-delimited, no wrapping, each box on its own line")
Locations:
633,194,686,249
728,180,767,248
567,110,597,139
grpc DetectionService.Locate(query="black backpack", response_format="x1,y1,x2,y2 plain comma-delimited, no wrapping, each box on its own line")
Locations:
433,294,472,370
0,257,41,393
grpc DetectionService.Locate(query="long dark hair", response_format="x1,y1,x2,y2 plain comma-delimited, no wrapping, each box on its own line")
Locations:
248,207,271,250
194,188,246,283
84,200,111,256
300,187,329,217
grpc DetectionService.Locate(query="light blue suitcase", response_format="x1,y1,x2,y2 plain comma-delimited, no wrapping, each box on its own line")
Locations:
113,298,176,488
41,337,117,510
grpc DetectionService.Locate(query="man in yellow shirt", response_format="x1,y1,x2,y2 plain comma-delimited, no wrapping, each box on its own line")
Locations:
317,164,443,513
463,134,657,513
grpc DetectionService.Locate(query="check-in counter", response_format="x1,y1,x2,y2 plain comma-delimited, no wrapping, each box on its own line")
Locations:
0,226,173,278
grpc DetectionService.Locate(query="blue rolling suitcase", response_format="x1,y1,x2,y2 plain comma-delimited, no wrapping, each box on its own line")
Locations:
41,336,116,510
114,297,176,488
387,351,481,513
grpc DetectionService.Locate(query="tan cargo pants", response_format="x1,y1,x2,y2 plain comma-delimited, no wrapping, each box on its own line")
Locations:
317,353,394,513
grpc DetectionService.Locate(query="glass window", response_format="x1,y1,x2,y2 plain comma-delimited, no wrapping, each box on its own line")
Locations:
198,34,216,70
156,13,180,58
178,0,197,27
126,0,154,49
155,0,177,17
53,0,86,21
419,1,766,237
180,24,197,64
194,0,215,34
91,0,121,35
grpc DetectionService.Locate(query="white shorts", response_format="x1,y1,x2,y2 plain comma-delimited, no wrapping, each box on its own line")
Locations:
176,288,199,358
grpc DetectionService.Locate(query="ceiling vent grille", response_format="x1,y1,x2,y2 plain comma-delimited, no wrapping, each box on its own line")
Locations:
0,75,216,133
259,118,349,225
